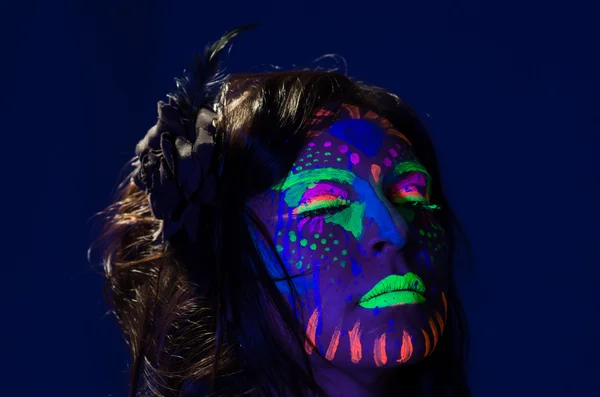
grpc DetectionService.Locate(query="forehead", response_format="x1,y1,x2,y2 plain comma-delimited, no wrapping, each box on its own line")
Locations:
291,104,418,176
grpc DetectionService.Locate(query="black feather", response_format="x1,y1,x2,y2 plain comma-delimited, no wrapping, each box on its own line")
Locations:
167,24,259,121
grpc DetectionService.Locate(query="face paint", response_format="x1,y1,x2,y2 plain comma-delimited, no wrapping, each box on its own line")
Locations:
250,104,450,370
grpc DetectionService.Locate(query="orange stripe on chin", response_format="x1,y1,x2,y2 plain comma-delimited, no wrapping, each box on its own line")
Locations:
422,329,431,357
435,311,445,336
325,326,341,361
348,321,363,363
305,308,319,354
373,333,388,367
397,330,413,363
429,317,439,351
441,292,448,322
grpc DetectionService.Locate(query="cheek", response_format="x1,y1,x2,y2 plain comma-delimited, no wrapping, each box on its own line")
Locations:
273,216,363,299
406,212,450,287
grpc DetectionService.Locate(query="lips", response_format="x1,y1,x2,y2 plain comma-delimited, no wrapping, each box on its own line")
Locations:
358,272,426,309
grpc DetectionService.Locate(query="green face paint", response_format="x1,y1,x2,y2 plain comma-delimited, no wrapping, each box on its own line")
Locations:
324,202,366,240
276,168,356,207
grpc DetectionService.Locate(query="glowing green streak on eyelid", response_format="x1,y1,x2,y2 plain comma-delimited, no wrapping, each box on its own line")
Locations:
274,168,356,207
393,161,433,196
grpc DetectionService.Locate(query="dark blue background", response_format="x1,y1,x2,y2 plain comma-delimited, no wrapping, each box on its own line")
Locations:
2,1,598,396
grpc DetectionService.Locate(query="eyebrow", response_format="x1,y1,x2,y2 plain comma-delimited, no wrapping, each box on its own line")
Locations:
393,161,431,178
277,168,356,191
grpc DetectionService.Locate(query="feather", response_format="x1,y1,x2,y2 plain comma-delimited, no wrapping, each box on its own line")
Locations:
166,24,259,121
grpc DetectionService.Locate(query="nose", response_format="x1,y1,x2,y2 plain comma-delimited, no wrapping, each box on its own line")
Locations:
362,197,409,259
365,236,405,257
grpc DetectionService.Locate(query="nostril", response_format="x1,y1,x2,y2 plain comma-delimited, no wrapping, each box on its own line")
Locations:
372,241,386,254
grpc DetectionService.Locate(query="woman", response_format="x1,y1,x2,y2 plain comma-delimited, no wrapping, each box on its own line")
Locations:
92,25,471,397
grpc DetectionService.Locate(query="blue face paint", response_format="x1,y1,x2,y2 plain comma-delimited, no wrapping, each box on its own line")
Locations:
352,177,406,248
328,119,385,157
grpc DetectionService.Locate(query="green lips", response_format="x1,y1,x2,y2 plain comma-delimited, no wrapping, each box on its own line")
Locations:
358,272,426,309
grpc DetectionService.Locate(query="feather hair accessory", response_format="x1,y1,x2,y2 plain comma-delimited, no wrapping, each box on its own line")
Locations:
132,24,258,243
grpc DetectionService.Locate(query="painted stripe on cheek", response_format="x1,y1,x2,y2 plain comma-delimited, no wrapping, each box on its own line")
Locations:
373,333,388,367
422,329,431,357
441,292,448,322
325,326,341,360
397,330,413,363
348,321,363,363
435,311,445,335
305,308,319,354
429,317,439,350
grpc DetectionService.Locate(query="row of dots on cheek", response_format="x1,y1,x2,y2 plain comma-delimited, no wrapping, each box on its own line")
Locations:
275,230,349,271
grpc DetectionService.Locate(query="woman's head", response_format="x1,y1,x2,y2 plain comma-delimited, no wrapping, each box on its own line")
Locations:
93,28,469,397
248,102,450,371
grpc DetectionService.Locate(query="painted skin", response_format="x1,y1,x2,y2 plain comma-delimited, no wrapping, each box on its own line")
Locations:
250,104,450,370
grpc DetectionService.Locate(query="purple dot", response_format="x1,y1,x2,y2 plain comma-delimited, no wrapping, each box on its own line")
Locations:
389,148,398,157
383,157,392,167
308,142,315,147
338,144,348,153
324,141,332,147
350,153,360,164
396,144,402,149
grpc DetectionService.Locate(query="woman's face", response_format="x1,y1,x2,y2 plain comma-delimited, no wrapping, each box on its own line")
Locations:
250,104,450,369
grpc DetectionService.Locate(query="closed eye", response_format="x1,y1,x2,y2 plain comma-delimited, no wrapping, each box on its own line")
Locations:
294,197,351,217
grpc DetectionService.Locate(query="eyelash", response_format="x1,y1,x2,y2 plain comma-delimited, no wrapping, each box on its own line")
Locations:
403,200,441,212
297,199,440,218
296,201,351,217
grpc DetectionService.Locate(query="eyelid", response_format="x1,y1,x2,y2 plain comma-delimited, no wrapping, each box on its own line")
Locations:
293,197,350,215
388,171,431,202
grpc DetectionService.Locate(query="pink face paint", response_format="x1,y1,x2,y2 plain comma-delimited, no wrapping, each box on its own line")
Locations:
389,148,398,158
297,217,310,231
389,172,429,204
348,321,363,363
350,153,360,165
422,329,431,357
294,182,348,212
371,164,381,184
338,144,348,154
383,157,392,167
341,103,361,119
324,141,332,147
435,311,445,335
397,330,413,363
317,217,324,233
305,308,319,354
315,108,334,117
387,128,411,145
441,292,448,322
309,217,319,232
373,333,388,367
325,326,341,360
428,317,438,350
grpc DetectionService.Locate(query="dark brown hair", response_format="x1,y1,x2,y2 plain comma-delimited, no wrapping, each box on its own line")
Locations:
90,35,470,397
